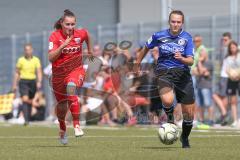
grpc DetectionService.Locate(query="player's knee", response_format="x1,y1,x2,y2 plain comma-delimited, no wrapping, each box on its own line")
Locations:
161,98,174,107
66,82,77,95
160,92,174,107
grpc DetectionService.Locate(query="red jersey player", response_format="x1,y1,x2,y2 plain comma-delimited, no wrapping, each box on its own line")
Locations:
48,9,93,145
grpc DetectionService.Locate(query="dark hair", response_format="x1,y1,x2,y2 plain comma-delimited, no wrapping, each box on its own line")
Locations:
168,10,184,23
222,32,232,39
54,9,76,30
227,40,238,57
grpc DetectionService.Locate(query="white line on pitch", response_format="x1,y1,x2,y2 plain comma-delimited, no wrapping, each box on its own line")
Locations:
0,134,240,139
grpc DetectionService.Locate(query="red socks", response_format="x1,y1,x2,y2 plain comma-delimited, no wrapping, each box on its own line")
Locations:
56,99,80,131
69,100,80,128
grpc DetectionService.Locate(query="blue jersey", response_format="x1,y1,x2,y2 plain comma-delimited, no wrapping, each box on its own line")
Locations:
145,29,194,71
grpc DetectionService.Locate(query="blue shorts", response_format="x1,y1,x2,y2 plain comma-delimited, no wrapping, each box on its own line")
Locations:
196,88,212,108
213,77,228,97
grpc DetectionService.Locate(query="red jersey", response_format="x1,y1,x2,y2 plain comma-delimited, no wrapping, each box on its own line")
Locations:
48,28,88,77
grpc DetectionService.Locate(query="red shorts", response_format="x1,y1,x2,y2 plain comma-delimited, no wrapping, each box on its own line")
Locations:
52,66,85,102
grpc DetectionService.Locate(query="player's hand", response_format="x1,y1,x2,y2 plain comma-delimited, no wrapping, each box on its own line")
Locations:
88,51,94,62
61,35,73,48
174,52,183,61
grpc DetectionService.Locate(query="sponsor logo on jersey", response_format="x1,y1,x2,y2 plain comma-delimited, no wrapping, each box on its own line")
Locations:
62,46,81,54
160,44,184,53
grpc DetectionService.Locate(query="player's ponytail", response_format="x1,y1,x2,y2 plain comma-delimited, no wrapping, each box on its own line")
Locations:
54,18,62,30
54,9,76,30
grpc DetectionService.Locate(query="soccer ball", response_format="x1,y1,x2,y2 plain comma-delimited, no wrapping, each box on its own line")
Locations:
158,123,180,145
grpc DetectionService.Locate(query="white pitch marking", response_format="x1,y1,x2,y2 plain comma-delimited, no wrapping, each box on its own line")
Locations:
0,134,240,139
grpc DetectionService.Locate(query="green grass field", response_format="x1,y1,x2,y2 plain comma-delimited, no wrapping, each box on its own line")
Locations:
0,123,240,160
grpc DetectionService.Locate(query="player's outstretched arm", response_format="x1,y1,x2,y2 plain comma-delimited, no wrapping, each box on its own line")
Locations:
85,31,94,61
133,46,149,73
136,46,149,64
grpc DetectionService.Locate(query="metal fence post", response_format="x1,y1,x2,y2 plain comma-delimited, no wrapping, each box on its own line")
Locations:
211,15,216,55
97,25,102,46
26,32,30,43
231,0,238,40
238,15,240,43
11,34,16,78
117,23,121,44
138,22,143,44
42,30,51,118
42,31,48,67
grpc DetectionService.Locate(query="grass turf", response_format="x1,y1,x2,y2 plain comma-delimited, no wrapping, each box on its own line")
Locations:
0,124,240,160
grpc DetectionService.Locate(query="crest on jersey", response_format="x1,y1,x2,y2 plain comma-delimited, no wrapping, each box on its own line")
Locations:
74,38,81,44
178,39,185,45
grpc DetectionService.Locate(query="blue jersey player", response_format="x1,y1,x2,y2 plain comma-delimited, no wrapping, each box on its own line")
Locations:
135,10,195,148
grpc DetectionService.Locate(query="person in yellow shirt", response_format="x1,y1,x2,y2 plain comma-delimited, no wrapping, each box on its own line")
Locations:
12,43,42,125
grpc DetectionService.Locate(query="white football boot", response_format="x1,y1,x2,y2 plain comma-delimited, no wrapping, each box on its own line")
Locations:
74,125,84,137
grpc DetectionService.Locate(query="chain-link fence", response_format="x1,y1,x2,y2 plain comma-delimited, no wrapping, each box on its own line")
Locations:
0,15,239,116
